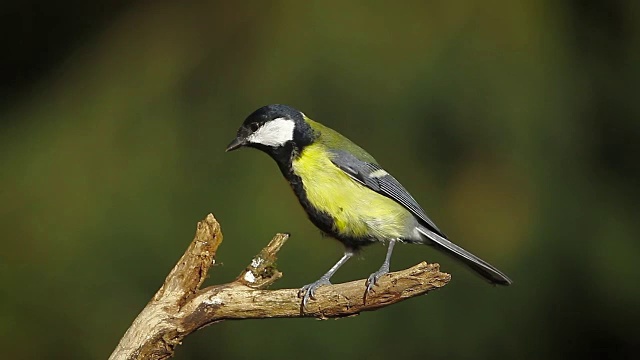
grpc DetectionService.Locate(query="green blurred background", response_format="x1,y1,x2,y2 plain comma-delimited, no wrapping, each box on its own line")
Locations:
2,1,638,359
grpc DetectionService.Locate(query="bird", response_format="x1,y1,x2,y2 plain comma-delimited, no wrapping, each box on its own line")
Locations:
226,104,512,307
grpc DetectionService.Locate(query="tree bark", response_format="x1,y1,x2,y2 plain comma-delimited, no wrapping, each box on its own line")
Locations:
109,214,451,360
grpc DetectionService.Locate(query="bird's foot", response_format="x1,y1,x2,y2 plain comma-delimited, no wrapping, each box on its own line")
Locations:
365,265,389,295
298,277,332,309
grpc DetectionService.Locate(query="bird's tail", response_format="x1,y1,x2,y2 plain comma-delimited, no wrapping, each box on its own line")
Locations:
417,226,512,285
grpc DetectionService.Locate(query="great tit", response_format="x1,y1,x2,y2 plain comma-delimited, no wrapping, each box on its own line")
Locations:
227,104,512,306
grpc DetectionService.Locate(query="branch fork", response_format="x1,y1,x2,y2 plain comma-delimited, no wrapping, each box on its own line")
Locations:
110,214,450,360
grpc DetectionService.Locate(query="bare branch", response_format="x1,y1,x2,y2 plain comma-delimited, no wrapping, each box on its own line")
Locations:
109,214,450,360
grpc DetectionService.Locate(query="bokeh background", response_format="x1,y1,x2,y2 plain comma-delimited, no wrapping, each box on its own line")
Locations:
2,1,638,359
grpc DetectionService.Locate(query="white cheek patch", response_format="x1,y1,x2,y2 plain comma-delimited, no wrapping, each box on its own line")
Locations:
247,118,295,147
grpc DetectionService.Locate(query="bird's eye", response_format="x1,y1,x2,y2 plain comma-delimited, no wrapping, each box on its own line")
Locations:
249,122,259,132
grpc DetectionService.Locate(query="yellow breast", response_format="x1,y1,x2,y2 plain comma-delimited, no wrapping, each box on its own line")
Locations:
292,143,413,240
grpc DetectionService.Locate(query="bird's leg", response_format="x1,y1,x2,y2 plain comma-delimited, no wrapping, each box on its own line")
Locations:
365,239,396,294
299,250,354,308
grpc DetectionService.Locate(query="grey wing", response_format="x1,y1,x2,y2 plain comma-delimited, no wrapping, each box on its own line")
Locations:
329,149,447,238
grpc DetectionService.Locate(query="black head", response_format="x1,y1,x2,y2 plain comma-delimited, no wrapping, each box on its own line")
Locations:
226,104,314,156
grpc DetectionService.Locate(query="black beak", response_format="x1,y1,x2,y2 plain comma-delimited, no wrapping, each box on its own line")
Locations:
225,137,246,152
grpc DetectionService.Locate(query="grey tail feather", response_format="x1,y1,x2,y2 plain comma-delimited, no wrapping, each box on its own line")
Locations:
417,226,512,286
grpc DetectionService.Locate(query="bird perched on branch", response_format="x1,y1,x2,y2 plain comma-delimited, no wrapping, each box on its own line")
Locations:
226,104,512,307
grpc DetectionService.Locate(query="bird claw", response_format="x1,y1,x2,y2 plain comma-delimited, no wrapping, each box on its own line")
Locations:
299,278,332,309
365,266,389,295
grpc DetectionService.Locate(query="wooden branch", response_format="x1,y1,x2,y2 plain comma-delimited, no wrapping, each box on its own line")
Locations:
109,214,451,360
